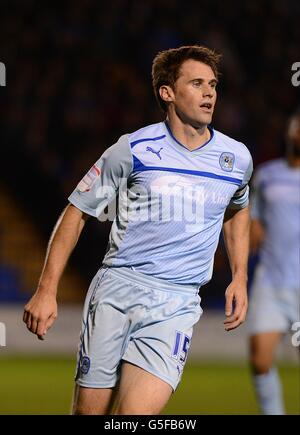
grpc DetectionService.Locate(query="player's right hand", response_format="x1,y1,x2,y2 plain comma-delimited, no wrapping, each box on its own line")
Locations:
23,291,57,340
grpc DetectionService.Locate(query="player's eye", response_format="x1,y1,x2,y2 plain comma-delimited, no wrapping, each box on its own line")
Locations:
192,81,201,87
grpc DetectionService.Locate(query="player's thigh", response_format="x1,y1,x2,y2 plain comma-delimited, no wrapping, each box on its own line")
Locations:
113,362,173,415
249,332,283,373
72,384,116,415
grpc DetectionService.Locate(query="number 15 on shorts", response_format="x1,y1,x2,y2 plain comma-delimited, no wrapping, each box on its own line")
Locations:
172,331,191,364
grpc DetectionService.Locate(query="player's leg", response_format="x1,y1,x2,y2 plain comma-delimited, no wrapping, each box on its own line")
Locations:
249,332,284,415
73,268,129,415
72,384,117,415
113,362,173,415
250,332,282,374
247,283,289,415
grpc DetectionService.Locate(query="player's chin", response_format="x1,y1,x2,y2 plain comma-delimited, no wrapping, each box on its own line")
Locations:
197,112,213,126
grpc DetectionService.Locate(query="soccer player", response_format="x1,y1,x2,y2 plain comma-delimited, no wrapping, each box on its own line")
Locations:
247,111,300,415
23,45,253,415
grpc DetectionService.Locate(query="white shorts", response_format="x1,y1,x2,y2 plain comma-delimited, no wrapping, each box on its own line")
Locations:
247,282,300,336
75,266,202,391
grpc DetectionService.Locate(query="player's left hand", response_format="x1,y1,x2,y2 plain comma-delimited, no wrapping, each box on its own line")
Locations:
223,280,248,331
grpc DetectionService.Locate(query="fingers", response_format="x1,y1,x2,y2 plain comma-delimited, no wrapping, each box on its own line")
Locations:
229,304,247,331
23,311,28,323
225,292,234,317
23,307,33,330
23,307,31,327
31,318,38,335
225,298,243,323
37,320,47,340
24,311,32,331
224,284,248,331
23,309,56,340
23,311,38,334
224,302,247,331
36,314,56,340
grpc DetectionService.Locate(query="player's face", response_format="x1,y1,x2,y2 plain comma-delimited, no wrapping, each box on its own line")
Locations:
170,59,217,127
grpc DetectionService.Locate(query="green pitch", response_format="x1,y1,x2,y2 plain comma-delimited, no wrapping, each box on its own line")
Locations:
0,356,298,415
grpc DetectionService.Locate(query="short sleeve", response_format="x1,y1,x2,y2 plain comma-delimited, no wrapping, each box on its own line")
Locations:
228,153,253,210
68,135,133,218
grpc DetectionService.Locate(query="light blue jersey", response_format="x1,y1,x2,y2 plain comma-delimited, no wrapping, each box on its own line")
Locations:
250,158,300,290
69,121,252,287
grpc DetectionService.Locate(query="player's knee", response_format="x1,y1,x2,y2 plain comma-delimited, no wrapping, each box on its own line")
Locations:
72,396,106,415
250,355,272,374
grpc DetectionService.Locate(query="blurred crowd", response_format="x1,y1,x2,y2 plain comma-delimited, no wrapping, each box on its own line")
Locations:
1,0,299,302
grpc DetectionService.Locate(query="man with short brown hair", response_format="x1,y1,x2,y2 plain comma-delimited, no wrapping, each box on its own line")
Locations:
23,45,252,415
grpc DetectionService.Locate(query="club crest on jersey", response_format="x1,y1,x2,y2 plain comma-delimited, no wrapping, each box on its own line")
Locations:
77,164,101,192
219,152,235,172
80,356,91,374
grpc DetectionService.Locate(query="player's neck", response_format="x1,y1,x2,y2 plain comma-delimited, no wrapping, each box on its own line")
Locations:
166,116,211,151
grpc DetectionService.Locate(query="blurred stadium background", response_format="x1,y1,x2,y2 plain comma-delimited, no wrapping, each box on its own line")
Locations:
0,0,299,414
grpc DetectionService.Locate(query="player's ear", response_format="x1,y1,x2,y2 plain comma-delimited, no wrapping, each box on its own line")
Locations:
159,85,175,105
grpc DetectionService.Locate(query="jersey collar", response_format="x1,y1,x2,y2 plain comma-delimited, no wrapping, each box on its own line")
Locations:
163,120,215,154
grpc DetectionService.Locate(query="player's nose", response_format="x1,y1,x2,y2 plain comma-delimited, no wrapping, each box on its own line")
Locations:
202,86,214,98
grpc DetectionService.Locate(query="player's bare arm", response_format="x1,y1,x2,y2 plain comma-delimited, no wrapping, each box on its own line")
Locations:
222,206,250,331
23,204,89,340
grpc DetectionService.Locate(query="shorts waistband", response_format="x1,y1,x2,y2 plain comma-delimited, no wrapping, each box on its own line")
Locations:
103,266,199,295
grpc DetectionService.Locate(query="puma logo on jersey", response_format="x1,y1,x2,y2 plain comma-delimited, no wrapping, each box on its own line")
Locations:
146,146,163,160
